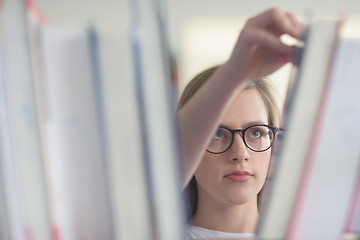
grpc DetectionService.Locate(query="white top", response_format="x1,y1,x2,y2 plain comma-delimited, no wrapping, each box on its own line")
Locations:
186,225,256,239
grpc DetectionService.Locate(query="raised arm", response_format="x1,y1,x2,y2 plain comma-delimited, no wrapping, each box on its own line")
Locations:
178,8,304,188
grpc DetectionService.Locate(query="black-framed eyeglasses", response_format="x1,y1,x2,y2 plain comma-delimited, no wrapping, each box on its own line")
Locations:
206,124,283,154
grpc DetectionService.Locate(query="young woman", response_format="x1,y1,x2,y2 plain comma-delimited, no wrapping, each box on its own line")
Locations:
177,8,304,238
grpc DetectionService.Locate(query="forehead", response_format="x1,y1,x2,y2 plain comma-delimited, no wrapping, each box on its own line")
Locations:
221,88,268,127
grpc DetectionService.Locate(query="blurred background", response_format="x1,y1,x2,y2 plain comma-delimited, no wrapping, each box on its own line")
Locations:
35,0,360,95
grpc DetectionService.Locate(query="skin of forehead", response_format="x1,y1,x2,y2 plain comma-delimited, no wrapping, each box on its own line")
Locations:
221,88,268,129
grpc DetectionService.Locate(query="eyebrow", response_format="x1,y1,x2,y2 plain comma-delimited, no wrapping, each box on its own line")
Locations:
219,121,268,130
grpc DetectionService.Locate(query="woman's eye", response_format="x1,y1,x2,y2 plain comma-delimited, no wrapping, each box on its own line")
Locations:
215,129,223,139
249,129,262,138
214,129,226,139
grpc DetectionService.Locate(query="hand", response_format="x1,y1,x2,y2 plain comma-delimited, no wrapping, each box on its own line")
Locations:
226,8,304,82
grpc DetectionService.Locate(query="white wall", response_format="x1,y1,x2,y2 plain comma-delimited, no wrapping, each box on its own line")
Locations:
166,0,360,107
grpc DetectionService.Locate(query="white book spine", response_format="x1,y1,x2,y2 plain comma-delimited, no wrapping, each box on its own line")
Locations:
3,0,52,239
346,169,360,235
0,43,26,240
129,0,185,239
40,26,113,240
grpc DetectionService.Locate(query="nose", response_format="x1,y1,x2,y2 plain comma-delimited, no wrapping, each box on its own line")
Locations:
228,133,250,161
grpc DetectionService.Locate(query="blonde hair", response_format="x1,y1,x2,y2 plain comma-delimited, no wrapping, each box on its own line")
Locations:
178,65,281,217
179,65,280,125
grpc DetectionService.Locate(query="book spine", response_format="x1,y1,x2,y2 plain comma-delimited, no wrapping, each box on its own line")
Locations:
288,38,360,240
40,26,114,240
257,20,340,239
2,0,52,239
129,0,185,239
345,164,360,235
0,41,26,240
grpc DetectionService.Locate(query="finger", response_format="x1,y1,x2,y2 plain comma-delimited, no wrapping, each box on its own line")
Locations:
248,8,303,38
243,26,294,54
285,12,306,37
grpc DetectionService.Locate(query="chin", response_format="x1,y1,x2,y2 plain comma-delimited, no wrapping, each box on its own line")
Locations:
224,193,257,206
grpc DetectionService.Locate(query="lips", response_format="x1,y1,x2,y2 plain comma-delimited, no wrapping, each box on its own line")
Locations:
224,170,253,182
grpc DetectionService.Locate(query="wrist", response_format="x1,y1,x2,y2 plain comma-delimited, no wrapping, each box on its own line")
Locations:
217,61,252,92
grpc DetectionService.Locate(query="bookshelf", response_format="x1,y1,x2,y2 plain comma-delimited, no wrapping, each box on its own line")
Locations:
1,0,185,239
0,0,360,240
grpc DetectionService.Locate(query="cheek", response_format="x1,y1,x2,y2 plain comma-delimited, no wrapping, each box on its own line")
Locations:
255,151,271,178
194,154,222,184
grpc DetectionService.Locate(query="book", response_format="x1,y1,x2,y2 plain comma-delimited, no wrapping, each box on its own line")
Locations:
129,0,186,239
344,154,360,236
0,41,26,240
286,37,360,240
38,25,114,239
257,19,341,239
1,0,52,239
